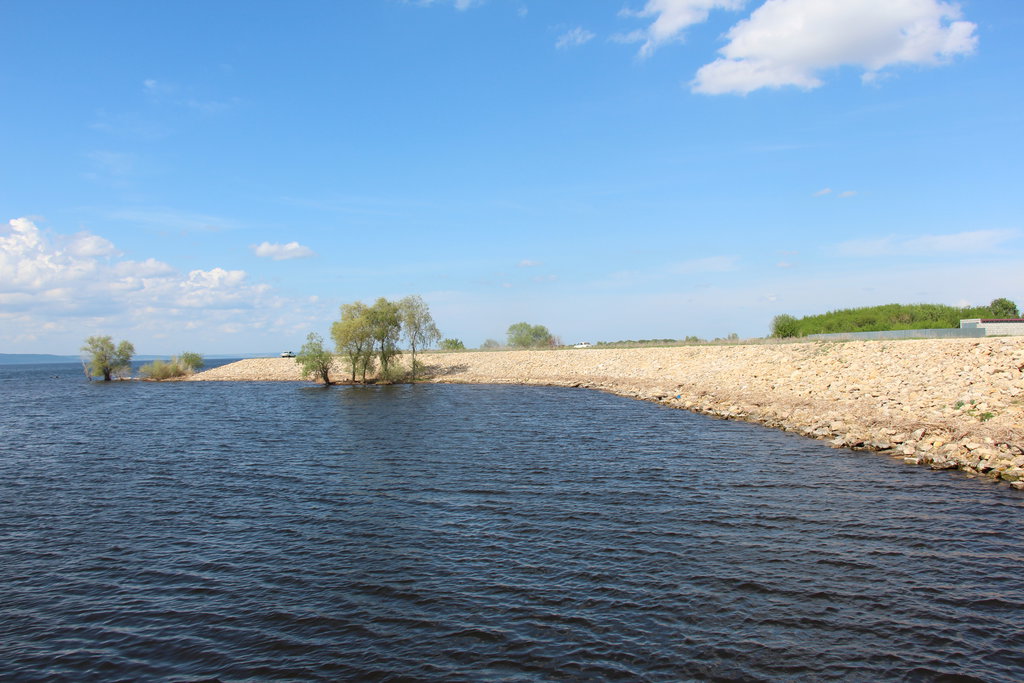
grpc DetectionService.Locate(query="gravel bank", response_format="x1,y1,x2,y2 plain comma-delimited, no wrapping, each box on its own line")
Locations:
190,338,1024,487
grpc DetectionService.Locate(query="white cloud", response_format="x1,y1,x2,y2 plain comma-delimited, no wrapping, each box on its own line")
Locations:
556,27,596,50
813,187,832,197
0,217,309,351
838,190,857,198
693,0,978,95
837,229,1019,257
621,0,744,57
252,241,316,261
518,259,541,267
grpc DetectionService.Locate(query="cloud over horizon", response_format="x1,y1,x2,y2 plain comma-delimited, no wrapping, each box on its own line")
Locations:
0,218,309,349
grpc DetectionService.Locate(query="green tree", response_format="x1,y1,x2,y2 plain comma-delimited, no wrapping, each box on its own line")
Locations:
771,314,800,338
82,335,135,381
332,301,375,382
480,338,501,350
506,322,553,348
367,297,402,378
179,352,204,372
440,338,465,350
399,295,441,380
296,332,334,384
989,297,1020,318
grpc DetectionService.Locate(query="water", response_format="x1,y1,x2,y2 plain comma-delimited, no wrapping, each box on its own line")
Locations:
1,363,1022,681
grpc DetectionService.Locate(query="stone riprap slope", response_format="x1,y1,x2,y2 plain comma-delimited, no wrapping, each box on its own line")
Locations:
190,338,1024,487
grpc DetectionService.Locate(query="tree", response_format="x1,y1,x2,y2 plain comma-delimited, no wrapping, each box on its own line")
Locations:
179,352,204,372
506,322,553,348
399,295,441,381
440,338,465,350
332,301,375,382
771,314,800,338
367,297,402,379
296,332,334,384
989,298,1020,318
82,335,135,381
480,338,501,350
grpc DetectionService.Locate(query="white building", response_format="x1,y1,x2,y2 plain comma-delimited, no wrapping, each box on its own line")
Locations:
959,319,1024,336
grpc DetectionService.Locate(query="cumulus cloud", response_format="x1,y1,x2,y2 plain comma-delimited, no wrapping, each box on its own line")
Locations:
556,27,596,50
621,0,744,57
0,217,295,347
837,229,1018,257
252,241,316,261
693,0,978,94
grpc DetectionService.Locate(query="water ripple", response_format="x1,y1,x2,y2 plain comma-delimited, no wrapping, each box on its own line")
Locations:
1,365,1023,681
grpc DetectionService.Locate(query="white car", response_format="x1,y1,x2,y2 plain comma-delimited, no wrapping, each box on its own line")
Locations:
280,351,296,358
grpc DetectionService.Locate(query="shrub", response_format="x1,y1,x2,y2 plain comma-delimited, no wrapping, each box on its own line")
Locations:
771,314,800,338
179,352,204,371
139,353,205,380
439,338,465,350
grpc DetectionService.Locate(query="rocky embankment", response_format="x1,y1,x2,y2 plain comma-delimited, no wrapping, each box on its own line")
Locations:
190,338,1024,488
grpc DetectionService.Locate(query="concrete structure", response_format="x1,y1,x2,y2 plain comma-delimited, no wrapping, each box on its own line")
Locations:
960,319,1024,336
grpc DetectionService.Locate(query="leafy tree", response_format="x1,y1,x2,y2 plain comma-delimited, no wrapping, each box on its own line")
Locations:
82,335,135,381
771,314,800,338
440,338,465,350
367,297,402,377
332,301,375,382
480,338,501,349
399,295,441,380
296,332,334,384
989,297,1019,318
179,352,204,372
506,322,553,348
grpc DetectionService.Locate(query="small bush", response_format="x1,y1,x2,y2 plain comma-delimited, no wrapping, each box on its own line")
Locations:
377,363,409,384
139,352,205,380
439,338,465,350
771,314,801,338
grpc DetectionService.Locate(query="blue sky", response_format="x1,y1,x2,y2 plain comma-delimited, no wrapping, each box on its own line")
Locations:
2,0,1021,354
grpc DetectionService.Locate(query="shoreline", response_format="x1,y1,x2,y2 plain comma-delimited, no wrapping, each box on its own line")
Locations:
189,338,1024,489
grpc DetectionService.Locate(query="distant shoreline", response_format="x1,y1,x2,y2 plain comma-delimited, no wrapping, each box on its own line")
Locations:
189,338,1024,489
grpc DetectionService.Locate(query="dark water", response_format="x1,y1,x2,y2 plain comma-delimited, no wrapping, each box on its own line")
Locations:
1,363,1022,682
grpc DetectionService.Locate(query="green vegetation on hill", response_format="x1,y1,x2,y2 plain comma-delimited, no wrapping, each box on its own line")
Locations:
772,298,1020,337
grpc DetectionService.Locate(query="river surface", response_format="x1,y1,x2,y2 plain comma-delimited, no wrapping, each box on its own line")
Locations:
1,362,1022,681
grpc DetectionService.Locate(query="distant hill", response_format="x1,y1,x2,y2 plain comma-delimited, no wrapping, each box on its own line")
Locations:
0,353,82,364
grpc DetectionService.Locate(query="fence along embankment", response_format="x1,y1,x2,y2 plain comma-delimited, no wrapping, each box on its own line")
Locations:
190,338,1024,487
